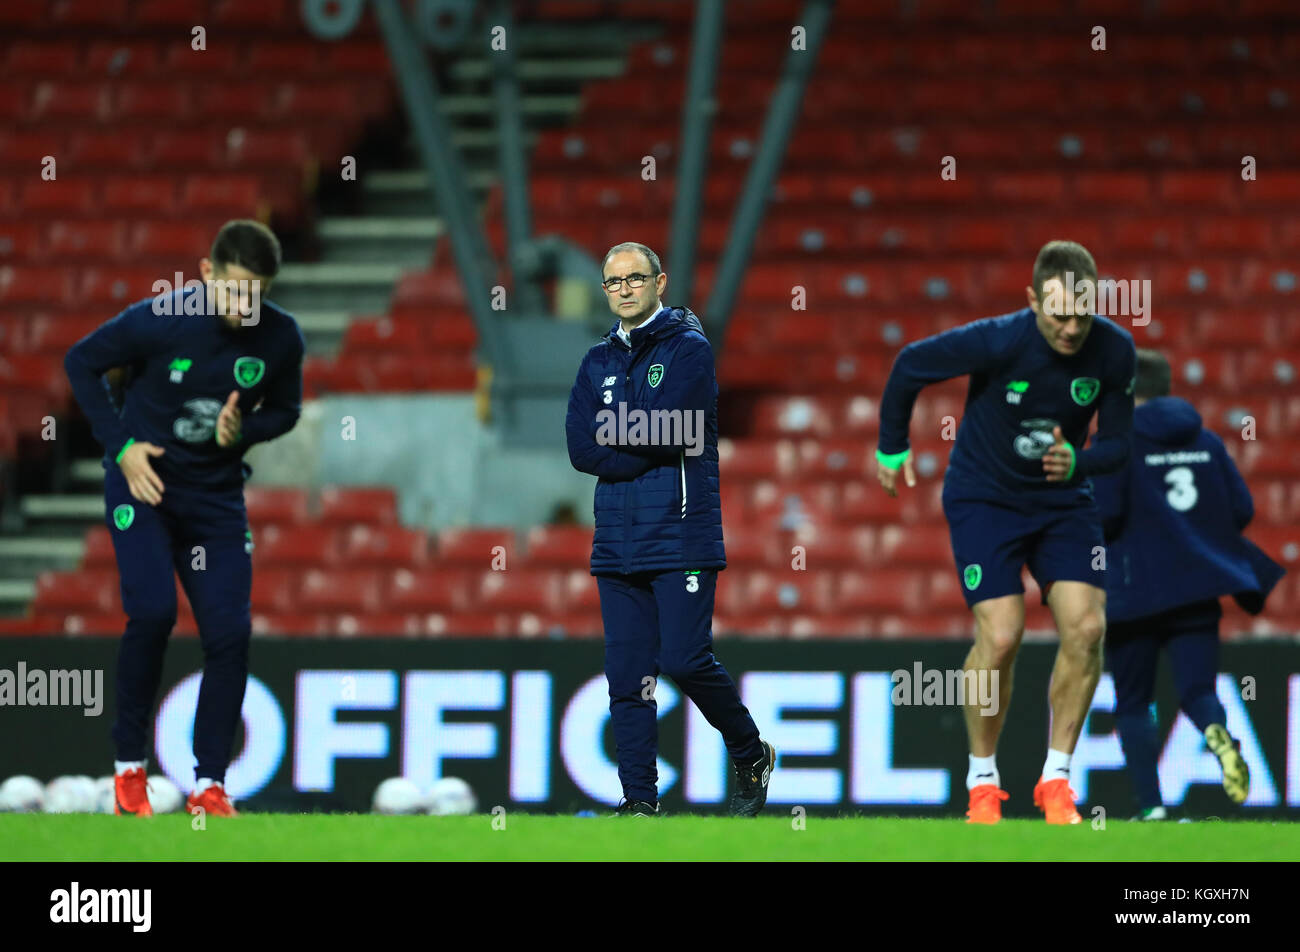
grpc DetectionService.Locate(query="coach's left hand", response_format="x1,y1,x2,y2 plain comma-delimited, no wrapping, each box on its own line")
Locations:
1042,426,1075,482
216,390,242,447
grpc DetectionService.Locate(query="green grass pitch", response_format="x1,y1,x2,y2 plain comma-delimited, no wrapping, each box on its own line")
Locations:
3,814,1298,861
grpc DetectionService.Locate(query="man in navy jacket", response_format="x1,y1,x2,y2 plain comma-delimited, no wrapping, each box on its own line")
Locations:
1091,348,1284,819
566,242,773,817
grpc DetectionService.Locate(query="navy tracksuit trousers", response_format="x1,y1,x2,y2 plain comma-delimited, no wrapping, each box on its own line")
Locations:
104,463,252,784
598,569,762,803
1106,599,1227,811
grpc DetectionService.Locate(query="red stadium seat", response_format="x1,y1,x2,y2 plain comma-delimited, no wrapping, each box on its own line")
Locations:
1156,171,1239,207
298,568,384,613
33,570,117,613
787,526,872,568
255,525,342,567
834,570,925,614
225,129,311,168
5,43,80,76
723,527,779,568
540,613,603,638
435,527,518,570
114,83,192,122
1195,217,1274,254
748,395,837,439
786,614,874,638
19,181,96,215
252,613,331,637
339,525,429,568
81,526,116,568
245,43,324,76
180,176,261,213
731,571,834,615
718,438,795,481
386,569,475,613
126,221,211,260
57,613,130,637
67,133,148,170
151,130,224,168
250,568,298,613
330,613,422,638
476,571,562,613
791,439,872,481
213,0,291,28
425,311,477,348
24,314,99,355
29,82,107,120
559,570,602,612
244,487,310,525
877,524,954,567
102,176,177,213
421,612,514,638
523,526,593,567
316,486,400,526
44,221,125,260
1073,172,1152,207
926,570,971,612
85,41,163,77
341,317,425,354
134,0,206,27
875,613,972,639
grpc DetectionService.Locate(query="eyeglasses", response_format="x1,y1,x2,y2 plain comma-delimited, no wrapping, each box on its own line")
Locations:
602,273,652,292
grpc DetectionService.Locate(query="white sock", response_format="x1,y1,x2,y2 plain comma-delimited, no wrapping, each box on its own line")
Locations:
1042,748,1072,781
114,760,146,774
967,754,999,790
193,777,219,794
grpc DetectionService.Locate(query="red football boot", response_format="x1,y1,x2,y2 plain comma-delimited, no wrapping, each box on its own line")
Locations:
114,768,153,817
1033,777,1082,825
966,784,1010,824
186,782,239,817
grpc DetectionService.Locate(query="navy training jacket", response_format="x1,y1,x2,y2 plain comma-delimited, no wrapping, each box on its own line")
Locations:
565,306,726,576
1091,395,1284,623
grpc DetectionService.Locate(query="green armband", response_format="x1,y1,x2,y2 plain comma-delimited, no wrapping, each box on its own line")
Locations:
115,438,135,465
875,448,911,472
1064,443,1076,480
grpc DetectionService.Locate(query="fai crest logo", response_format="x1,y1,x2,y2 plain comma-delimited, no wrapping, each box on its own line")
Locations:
112,504,135,531
963,564,982,591
1070,377,1100,406
233,356,265,388
647,363,664,388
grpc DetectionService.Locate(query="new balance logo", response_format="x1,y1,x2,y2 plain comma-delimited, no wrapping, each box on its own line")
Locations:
602,375,617,386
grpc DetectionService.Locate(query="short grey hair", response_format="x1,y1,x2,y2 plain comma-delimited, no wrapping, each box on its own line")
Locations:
602,242,661,277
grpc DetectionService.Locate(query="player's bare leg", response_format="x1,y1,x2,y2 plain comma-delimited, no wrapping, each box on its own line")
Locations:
1035,580,1107,824
963,593,1024,822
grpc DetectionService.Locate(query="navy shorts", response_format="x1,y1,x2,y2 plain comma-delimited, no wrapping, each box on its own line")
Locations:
942,485,1105,608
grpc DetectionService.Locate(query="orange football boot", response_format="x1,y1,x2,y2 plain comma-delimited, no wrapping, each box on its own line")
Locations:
186,783,239,817
966,784,1010,824
1033,777,1082,824
114,768,153,816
